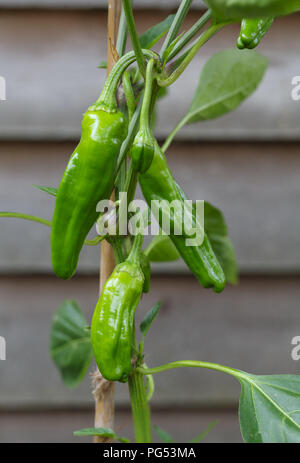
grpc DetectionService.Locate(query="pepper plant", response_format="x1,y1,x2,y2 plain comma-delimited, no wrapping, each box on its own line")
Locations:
2,0,300,443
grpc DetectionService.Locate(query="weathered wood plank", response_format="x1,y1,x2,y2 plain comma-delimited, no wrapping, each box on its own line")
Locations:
0,274,299,408
0,141,300,274
0,408,242,443
0,11,299,140
0,1,206,9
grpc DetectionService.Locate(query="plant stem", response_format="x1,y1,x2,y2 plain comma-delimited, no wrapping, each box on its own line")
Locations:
122,71,136,121
158,23,226,88
110,236,126,263
160,22,229,152
166,9,212,62
0,211,51,227
128,369,152,443
122,0,146,78
115,95,143,176
116,6,128,57
94,49,156,111
124,161,138,204
118,25,161,444
116,156,127,195
140,59,155,130
137,360,243,380
128,232,144,262
0,212,105,247
161,112,189,153
160,0,193,58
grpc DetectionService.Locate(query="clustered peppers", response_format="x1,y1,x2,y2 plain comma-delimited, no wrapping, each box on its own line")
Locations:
51,51,154,280
51,52,227,382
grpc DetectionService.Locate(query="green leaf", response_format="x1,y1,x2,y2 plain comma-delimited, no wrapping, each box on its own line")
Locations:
203,0,300,20
190,420,218,443
49,300,93,388
140,359,300,443
144,234,180,263
187,48,268,123
140,302,161,338
33,184,57,197
153,424,173,443
238,373,300,443
204,202,238,285
98,61,107,69
139,14,175,49
74,427,130,443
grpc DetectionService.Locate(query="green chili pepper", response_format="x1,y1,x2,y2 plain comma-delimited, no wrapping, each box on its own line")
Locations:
51,51,157,280
204,0,299,19
130,59,156,173
51,109,127,280
237,18,274,49
139,142,226,293
91,235,144,382
130,131,156,174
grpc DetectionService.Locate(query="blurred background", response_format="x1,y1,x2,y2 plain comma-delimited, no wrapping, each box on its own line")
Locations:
0,0,300,443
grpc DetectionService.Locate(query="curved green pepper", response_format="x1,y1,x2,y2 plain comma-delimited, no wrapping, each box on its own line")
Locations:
51,51,157,280
91,236,144,382
51,109,127,280
139,142,226,293
237,18,274,49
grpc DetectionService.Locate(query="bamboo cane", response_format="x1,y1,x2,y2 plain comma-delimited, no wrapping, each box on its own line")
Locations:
92,0,121,444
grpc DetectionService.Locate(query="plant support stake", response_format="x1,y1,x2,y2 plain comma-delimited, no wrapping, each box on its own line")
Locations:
92,0,121,444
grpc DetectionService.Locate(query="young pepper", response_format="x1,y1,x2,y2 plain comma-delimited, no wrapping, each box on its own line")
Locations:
91,235,144,382
51,51,156,280
237,18,274,49
139,141,226,293
130,59,156,173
